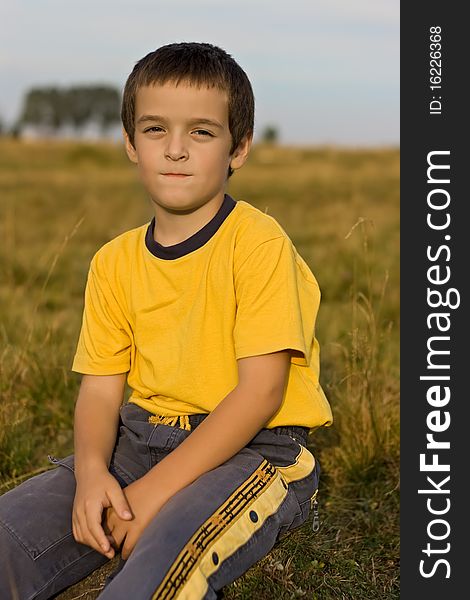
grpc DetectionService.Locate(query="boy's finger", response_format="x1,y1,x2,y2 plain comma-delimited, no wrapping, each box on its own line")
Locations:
73,520,84,545
121,534,133,561
77,519,103,555
87,507,115,556
110,490,133,520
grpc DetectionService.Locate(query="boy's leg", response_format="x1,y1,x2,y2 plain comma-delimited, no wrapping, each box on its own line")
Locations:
0,455,113,600
0,401,180,600
0,402,171,600
98,423,319,600
0,403,147,600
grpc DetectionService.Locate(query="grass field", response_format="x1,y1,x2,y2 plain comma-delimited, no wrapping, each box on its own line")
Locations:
0,139,399,599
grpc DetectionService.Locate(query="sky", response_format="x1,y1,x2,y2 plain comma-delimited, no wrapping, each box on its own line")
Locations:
0,0,399,146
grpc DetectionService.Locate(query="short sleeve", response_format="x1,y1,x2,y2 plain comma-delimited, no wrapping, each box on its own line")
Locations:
71,256,132,375
233,236,321,367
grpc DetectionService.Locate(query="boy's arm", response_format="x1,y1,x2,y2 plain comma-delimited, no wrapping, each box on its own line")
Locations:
72,373,136,558
105,351,291,559
125,350,291,506
73,373,127,479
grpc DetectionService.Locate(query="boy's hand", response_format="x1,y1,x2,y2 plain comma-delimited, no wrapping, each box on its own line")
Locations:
103,476,166,560
72,465,133,559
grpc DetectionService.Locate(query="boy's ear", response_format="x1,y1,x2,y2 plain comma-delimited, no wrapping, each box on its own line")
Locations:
230,133,253,172
123,128,138,164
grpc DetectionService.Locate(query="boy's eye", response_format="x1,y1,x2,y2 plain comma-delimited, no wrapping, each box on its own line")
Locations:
144,126,164,133
193,129,213,137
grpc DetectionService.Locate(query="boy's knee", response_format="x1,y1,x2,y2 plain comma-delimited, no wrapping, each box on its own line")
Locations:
0,467,76,562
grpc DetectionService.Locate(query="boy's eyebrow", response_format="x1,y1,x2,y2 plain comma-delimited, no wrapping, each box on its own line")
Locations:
137,114,224,129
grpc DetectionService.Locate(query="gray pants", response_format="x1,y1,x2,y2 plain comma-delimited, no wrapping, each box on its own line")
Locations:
0,403,320,600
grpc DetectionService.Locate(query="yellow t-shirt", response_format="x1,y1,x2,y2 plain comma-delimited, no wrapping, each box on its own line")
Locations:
72,194,333,433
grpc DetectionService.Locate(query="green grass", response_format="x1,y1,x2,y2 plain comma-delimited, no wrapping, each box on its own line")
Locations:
0,139,399,599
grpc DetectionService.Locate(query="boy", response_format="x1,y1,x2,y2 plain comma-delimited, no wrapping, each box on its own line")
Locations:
0,42,332,599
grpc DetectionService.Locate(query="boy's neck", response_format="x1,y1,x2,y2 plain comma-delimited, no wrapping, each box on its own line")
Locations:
152,191,226,247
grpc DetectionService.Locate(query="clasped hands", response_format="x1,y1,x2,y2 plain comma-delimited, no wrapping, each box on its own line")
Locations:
72,466,165,561
103,477,161,560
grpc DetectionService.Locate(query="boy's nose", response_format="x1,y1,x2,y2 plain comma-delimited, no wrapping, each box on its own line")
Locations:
165,135,189,160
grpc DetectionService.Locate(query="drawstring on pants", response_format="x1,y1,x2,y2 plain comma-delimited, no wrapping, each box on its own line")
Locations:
148,414,192,431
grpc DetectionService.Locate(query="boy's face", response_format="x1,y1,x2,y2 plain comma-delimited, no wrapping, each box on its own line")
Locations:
124,81,251,213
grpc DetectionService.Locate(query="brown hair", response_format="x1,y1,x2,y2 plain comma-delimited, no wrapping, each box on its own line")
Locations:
122,42,255,178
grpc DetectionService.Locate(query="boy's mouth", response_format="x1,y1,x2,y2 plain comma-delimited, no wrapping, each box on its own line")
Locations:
162,173,191,178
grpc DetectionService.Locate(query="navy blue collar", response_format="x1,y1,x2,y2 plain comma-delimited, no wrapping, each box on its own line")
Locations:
145,194,236,260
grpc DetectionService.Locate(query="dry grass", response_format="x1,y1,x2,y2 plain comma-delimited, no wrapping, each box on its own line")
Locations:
0,139,399,598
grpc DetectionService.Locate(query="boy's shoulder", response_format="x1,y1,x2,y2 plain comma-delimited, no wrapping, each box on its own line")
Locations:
233,200,317,285
232,200,291,248
89,222,149,272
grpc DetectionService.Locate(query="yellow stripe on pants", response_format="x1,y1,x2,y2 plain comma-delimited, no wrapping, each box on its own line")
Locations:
152,445,316,600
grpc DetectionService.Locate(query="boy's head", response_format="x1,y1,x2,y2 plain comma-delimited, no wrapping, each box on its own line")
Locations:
121,42,255,179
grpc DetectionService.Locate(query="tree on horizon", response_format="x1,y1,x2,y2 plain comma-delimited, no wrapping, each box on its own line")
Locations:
18,85,121,137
